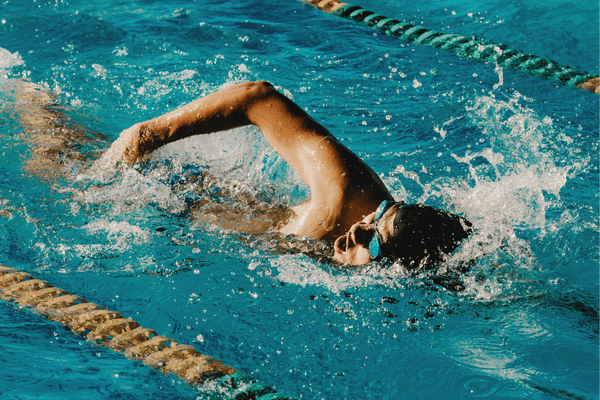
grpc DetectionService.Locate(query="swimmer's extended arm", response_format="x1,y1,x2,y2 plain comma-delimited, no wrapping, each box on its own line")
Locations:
99,81,391,238
101,82,324,172
11,80,107,179
101,81,366,191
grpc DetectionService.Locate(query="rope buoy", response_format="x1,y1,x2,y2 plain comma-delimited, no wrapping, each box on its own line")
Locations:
0,265,293,399
300,0,599,93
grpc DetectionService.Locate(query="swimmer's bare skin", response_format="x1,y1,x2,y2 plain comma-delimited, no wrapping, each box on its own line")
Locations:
7,80,108,180
100,81,394,261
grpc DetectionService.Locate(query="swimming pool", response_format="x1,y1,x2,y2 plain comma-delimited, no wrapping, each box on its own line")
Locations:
1,0,598,398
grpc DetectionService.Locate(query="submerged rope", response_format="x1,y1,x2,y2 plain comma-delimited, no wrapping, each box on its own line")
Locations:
0,265,293,399
300,0,599,93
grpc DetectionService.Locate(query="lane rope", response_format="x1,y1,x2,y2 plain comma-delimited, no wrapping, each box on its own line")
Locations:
0,265,293,399
300,0,599,93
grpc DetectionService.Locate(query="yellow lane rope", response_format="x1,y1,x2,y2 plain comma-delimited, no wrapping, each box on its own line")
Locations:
0,265,235,386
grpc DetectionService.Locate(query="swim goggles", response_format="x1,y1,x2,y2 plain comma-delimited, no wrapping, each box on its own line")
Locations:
369,200,397,261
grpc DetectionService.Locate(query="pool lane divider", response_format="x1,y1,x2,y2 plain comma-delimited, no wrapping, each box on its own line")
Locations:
299,0,599,93
0,265,294,400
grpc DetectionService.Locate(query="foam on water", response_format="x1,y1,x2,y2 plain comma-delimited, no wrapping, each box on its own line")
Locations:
0,0,597,395
0,48,24,76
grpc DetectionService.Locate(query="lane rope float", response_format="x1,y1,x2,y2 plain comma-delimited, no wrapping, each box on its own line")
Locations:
0,265,294,400
300,0,599,93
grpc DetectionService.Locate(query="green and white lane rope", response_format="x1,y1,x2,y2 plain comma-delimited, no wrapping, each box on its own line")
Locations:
300,0,599,93
0,265,293,400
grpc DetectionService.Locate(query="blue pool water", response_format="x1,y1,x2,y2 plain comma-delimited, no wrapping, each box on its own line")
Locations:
1,0,598,399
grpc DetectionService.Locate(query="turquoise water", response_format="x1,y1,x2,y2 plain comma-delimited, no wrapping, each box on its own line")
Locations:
1,0,598,399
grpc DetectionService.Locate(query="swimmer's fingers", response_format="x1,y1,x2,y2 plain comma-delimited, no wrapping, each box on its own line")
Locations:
92,124,145,172
579,77,600,94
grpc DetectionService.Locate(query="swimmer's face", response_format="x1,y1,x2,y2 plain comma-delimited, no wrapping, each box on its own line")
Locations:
332,203,401,265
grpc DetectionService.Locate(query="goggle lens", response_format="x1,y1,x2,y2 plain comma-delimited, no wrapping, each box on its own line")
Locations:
369,200,396,260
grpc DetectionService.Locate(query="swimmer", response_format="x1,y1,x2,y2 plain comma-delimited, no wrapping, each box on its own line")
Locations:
100,81,472,267
8,80,108,178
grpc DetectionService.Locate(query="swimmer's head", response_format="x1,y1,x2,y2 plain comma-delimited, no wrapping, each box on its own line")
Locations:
380,202,472,268
333,201,472,267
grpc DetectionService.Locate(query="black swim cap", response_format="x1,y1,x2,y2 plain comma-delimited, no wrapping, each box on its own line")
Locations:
389,204,472,269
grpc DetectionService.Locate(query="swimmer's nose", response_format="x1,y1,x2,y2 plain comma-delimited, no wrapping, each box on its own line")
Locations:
348,222,374,247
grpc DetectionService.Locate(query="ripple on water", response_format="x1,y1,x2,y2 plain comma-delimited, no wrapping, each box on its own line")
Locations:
460,375,503,397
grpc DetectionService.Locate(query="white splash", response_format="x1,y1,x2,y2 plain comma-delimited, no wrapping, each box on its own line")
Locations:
492,62,504,90
434,116,463,140
273,254,408,294
0,48,24,70
0,47,25,81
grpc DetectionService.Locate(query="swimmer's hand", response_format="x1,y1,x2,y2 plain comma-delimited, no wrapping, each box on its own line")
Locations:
92,124,146,172
579,77,600,94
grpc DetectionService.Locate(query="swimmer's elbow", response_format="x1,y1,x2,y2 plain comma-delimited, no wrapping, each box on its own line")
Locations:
241,80,275,91
237,81,278,103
